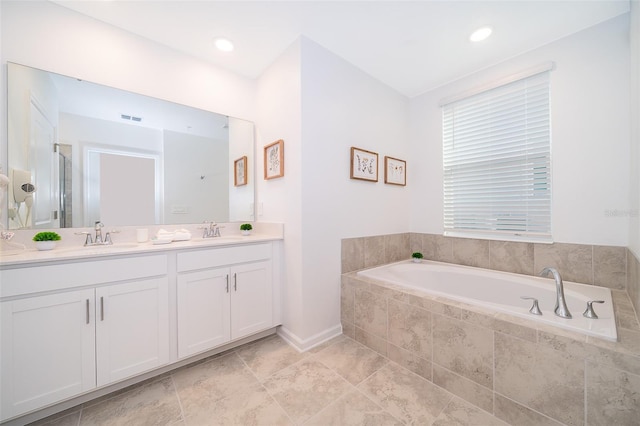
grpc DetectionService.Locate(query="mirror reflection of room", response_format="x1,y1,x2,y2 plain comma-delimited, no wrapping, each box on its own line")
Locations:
6,62,255,230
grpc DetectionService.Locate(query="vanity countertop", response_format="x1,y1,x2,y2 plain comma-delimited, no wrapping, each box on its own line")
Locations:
0,233,282,267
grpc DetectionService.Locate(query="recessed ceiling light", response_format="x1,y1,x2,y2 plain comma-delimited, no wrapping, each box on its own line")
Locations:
470,26,492,42
214,38,234,52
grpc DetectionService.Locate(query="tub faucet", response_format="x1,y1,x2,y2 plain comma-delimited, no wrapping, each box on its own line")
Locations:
539,267,572,319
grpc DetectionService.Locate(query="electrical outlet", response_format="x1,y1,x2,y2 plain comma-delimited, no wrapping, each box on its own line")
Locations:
171,205,189,214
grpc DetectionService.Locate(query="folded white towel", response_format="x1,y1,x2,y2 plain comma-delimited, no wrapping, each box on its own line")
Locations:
172,229,192,241
156,229,174,241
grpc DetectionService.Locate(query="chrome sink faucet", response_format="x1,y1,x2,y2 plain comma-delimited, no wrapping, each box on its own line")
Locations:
540,267,572,319
199,221,222,238
94,221,104,244
75,221,117,246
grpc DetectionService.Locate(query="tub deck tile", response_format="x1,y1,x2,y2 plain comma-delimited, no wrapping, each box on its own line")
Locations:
433,314,494,389
494,332,585,426
494,394,564,426
433,364,494,413
585,360,640,426
387,343,432,381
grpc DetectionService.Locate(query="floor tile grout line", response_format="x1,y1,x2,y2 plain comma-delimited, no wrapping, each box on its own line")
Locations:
253,355,351,426
234,338,319,425
352,385,408,425
169,375,187,426
305,338,405,424
256,381,297,426
249,338,360,425
336,337,448,424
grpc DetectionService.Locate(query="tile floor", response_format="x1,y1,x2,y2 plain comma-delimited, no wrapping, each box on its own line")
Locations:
32,334,510,426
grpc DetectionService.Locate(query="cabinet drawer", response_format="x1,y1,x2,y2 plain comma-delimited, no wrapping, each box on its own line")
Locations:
0,255,168,299
177,243,272,272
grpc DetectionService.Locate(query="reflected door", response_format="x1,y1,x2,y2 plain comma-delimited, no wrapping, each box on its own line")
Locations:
30,98,59,228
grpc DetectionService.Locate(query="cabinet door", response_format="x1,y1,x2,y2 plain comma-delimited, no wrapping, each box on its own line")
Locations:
95,277,169,386
231,260,273,339
177,268,231,358
0,290,96,420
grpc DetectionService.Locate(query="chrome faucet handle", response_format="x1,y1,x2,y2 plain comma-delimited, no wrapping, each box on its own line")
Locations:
103,230,119,245
521,296,542,315
583,300,605,319
75,231,93,246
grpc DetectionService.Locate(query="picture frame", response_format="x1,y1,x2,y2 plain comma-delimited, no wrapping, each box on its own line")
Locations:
264,139,284,180
384,156,406,186
234,156,247,186
350,147,378,182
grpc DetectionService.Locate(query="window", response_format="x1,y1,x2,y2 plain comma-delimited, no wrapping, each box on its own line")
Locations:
441,67,552,242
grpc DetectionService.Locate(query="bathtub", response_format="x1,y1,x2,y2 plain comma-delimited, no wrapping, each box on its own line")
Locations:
357,260,617,341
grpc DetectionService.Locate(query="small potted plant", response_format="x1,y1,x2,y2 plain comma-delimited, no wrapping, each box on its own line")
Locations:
33,231,61,251
411,252,424,263
240,223,253,236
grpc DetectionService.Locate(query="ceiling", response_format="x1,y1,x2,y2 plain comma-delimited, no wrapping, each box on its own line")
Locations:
52,0,630,98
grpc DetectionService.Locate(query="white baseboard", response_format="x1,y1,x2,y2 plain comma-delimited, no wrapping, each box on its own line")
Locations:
277,324,343,352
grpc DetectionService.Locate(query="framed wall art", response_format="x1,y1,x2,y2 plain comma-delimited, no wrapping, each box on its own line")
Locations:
264,139,284,180
384,156,406,186
350,147,378,182
234,156,247,186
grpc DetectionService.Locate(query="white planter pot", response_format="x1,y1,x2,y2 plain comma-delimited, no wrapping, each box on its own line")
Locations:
35,241,57,251
412,258,422,263
241,230,251,236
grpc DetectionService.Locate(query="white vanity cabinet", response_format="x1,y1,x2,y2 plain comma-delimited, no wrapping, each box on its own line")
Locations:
0,255,170,421
95,277,169,385
0,236,282,424
176,243,273,358
0,289,96,418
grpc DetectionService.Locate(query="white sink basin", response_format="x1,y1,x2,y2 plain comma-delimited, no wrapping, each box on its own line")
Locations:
56,243,140,255
189,236,246,243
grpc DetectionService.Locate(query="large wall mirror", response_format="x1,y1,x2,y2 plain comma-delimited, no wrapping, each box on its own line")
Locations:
6,62,255,229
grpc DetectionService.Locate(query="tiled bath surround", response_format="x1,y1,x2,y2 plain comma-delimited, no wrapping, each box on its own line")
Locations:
341,233,640,426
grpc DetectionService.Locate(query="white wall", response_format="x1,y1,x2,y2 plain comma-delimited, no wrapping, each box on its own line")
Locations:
256,39,305,342
299,38,409,342
410,14,631,246
256,37,410,348
0,1,256,160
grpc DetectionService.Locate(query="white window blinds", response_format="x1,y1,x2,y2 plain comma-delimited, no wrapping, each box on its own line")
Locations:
442,70,551,242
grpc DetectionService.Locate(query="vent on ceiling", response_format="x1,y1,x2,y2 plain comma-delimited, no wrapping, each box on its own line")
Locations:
121,114,142,122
